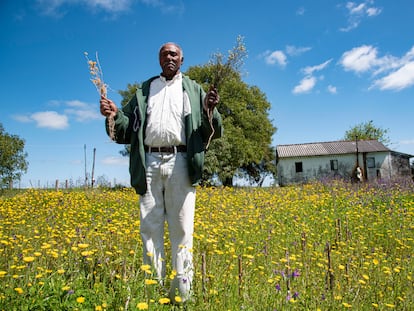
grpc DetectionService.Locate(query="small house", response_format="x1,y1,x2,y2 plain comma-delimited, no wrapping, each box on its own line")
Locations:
276,140,413,186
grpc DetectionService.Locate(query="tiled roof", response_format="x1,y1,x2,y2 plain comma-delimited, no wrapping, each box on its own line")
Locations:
276,140,390,158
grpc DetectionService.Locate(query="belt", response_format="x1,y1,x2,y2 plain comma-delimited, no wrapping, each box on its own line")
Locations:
144,145,187,153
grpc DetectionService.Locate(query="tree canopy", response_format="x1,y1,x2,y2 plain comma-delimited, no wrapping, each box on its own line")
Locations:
343,120,390,146
0,124,28,188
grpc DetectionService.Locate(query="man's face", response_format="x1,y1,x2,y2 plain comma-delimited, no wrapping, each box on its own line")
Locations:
159,43,183,80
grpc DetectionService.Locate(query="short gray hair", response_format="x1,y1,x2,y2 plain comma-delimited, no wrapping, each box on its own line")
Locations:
159,42,184,59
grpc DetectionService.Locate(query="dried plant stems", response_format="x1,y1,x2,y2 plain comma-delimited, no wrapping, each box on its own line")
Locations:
84,52,115,141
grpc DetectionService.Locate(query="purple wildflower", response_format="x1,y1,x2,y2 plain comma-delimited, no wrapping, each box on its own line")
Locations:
291,269,300,278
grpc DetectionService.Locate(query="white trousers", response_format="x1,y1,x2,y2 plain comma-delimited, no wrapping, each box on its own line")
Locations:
139,152,195,301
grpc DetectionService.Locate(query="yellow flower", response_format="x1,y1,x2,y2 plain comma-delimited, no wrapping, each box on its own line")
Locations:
373,258,379,265
57,269,65,274
174,296,182,303
140,264,151,272
342,302,352,308
14,288,24,294
159,297,170,304
76,296,85,303
23,256,35,263
0,271,7,277
137,302,148,310
78,243,89,249
81,250,94,257
145,279,157,285
362,274,369,280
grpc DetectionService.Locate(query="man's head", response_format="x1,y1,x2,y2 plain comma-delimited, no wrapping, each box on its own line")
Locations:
159,42,184,80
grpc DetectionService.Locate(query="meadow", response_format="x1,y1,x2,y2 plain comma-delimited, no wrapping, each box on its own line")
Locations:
0,179,413,310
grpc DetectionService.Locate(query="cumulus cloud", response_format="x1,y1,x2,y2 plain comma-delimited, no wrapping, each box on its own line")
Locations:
340,44,414,91
340,45,378,73
292,59,332,94
264,50,287,67
64,100,101,122
13,100,101,129
340,0,382,32
371,62,414,91
292,76,317,94
31,111,69,129
262,45,311,67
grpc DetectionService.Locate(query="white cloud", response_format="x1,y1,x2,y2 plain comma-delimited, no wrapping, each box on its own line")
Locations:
327,85,337,94
264,50,287,67
35,0,183,17
291,59,332,94
303,59,332,75
35,0,133,16
64,100,101,122
263,45,311,67
340,44,414,91
13,100,101,129
286,45,312,56
101,156,129,166
340,1,382,32
371,62,414,91
31,111,69,129
292,76,317,94
340,45,378,73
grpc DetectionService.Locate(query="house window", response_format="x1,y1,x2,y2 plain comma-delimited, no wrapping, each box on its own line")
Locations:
330,159,338,171
295,162,303,173
367,157,375,168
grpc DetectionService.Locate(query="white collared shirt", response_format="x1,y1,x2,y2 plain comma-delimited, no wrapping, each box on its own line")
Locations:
144,73,191,147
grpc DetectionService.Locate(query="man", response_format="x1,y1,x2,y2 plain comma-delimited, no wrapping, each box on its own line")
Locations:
99,42,222,302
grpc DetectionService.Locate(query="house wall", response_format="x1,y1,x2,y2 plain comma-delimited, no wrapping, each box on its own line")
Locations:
277,152,395,186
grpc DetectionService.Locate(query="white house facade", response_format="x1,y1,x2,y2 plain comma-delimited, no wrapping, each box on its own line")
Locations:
276,140,413,186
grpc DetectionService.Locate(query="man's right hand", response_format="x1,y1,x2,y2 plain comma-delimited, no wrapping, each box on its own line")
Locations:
100,96,118,118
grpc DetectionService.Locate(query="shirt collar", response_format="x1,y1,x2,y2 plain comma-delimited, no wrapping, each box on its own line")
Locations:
159,72,182,84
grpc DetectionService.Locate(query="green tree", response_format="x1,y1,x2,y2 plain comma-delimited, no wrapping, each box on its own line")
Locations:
0,124,28,188
343,120,390,146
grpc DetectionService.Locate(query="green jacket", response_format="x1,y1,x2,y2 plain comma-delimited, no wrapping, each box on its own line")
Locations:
106,75,223,195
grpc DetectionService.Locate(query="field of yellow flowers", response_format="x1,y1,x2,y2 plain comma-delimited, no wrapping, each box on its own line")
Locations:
0,179,413,310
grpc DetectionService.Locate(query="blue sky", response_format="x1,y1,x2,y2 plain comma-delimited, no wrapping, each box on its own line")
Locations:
1,0,414,188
